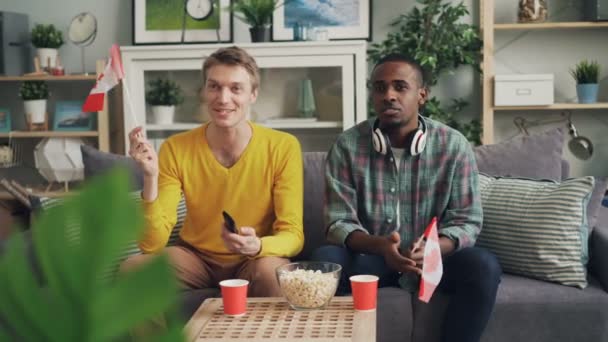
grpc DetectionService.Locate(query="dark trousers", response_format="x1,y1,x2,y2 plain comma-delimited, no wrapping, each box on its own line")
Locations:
311,245,502,342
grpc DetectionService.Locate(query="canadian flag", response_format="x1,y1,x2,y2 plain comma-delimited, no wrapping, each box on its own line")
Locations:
82,44,124,112
418,217,443,303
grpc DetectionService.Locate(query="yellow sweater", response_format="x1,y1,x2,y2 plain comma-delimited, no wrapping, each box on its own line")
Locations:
140,122,304,262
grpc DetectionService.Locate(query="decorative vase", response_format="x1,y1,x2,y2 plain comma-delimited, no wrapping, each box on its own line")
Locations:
576,83,599,104
37,48,58,69
518,0,548,23
23,99,47,124
297,79,316,118
249,26,271,43
151,105,175,125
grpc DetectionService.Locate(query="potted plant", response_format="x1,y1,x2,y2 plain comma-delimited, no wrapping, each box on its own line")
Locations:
19,81,49,124
146,78,184,125
0,170,184,341
367,0,483,145
231,0,286,42
570,60,600,104
31,24,64,70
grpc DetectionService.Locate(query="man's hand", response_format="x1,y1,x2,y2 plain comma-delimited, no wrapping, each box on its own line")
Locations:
403,236,425,268
221,225,261,256
128,126,159,178
382,232,421,275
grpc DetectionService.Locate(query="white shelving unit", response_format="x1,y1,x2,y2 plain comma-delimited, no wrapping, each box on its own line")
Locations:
480,0,608,144
120,41,368,152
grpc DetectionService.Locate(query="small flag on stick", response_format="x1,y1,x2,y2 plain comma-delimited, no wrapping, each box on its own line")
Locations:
418,217,443,303
82,45,124,113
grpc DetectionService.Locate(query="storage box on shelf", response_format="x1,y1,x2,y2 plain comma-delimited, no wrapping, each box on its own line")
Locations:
494,74,554,106
481,0,608,144
119,41,367,153
0,60,110,199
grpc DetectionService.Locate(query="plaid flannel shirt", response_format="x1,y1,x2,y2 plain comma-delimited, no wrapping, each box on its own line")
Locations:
325,117,482,290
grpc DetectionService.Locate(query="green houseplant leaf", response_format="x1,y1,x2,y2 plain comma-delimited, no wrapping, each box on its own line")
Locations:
368,0,483,144
19,81,49,101
31,24,64,49
0,168,184,341
145,78,184,106
231,0,287,27
570,60,600,84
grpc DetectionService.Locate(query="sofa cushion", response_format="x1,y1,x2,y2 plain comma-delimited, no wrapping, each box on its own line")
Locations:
589,178,608,232
38,193,186,279
474,128,564,180
81,145,143,190
413,274,608,342
476,174,594,288
296,152,328,261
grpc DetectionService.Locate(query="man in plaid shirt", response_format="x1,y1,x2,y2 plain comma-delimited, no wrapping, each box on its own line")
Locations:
311,54,501,342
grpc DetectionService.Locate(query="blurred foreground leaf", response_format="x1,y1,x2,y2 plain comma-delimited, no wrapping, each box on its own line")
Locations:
0,169,184,341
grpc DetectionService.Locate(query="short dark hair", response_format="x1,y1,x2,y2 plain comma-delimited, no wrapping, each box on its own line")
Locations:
372,53,427,87
202,46,260,91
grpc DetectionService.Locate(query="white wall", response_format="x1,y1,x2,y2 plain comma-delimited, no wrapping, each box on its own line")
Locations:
2,0,606,176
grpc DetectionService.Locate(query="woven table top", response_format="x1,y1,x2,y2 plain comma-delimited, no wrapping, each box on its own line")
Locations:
184,297,376,342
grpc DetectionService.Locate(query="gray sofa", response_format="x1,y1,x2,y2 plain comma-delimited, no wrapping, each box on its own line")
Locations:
17,128,606,342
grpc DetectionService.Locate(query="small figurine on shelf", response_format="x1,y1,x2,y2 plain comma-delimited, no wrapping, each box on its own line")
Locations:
518,0,548,23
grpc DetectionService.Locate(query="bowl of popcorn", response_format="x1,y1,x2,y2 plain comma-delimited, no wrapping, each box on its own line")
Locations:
276,261,342,310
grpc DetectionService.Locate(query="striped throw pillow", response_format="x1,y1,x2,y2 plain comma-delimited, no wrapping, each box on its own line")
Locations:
39,193,187,279
476,174,594,288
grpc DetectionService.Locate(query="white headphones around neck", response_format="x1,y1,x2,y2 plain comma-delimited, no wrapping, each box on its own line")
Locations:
372,115,427,156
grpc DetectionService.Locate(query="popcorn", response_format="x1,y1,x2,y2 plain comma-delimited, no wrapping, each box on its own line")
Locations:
278,268,338,309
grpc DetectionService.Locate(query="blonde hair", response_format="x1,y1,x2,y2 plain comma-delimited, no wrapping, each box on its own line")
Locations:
202,46,260,91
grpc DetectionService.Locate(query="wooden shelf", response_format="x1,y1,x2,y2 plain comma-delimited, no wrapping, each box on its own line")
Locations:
0,190,71,200
0,131,99,138
493,103,608,111
0,75,97,81
146,121,343,132
495,22,608,30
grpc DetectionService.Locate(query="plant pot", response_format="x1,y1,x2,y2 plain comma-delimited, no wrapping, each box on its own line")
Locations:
23,99,47,124
151,105,175,125
37,48,58,69
576,83,599,104
249,26,271,43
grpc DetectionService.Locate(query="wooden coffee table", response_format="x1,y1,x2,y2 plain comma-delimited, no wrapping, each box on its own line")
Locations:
184,297,376,341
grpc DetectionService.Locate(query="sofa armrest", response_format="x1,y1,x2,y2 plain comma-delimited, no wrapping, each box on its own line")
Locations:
590,223,608,292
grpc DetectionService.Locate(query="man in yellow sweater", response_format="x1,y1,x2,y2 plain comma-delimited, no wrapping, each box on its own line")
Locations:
123,46,304,297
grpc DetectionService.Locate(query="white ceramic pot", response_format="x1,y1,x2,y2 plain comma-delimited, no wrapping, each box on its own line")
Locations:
151,105,175,125
23,99,47,124
37,48,58,69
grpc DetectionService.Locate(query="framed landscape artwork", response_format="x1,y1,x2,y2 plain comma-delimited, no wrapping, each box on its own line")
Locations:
53,101,94,131
133,0,232,44
272,0,371,41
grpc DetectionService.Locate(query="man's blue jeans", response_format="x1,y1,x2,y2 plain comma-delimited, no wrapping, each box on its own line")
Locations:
311,245,502,342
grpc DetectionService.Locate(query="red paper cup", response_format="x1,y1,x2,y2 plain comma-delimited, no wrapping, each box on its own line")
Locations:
219,279,249,316
350,275,379,311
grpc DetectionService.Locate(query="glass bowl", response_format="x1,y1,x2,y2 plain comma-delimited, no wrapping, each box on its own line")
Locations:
275,261,342,310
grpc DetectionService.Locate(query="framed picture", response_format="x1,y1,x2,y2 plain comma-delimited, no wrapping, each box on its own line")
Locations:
0,108,11,133
133,0,232,44
272,0,371,41
53,101,94,131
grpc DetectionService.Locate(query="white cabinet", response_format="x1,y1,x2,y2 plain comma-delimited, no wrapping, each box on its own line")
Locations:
120,41,368,152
